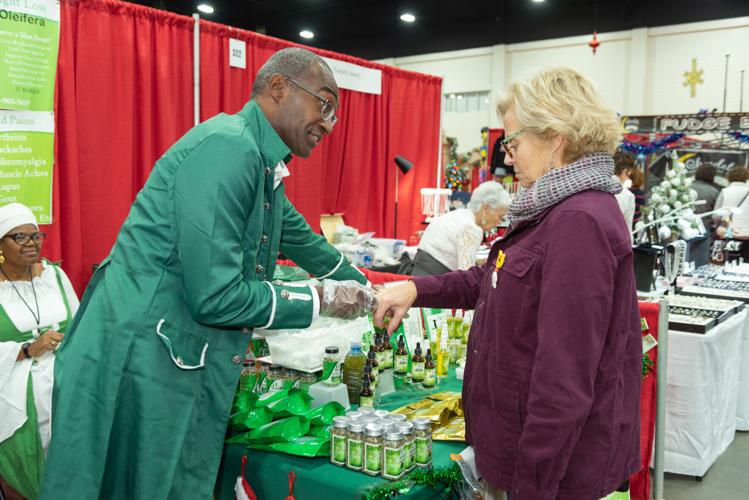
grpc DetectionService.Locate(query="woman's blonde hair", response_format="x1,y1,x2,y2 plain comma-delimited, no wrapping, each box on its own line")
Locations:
497,67,621,162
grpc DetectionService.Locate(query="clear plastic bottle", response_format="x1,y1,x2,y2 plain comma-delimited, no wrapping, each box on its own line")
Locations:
343,342,367,405
412,417,432,468
382,430,405,479
330,416,348,466
346,421,365,471
363,423,384,476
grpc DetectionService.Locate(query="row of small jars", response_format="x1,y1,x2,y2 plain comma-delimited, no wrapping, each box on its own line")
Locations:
330,409,433,480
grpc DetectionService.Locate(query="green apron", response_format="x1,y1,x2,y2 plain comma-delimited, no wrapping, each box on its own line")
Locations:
40,101,366,500
0,264,72,500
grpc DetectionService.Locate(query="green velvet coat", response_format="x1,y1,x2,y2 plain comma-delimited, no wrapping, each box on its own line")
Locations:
40,101,365,500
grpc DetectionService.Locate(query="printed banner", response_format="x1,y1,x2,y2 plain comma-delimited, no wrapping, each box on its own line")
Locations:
0,110,54,223
0,0,59,223
0,0,60,111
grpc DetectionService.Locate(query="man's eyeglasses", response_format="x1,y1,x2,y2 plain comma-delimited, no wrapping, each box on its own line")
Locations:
283,76,338,125
3,232,46,245
500,129,525,160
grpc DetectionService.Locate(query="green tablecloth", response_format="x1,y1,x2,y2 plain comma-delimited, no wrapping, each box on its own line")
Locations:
215,369,465,499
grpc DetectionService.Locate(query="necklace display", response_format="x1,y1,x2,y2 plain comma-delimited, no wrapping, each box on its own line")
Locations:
0,265,41,335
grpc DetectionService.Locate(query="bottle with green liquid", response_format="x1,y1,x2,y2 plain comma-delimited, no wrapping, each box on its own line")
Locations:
394,335,409,375
411,342,425,382
423,348,436,388
343,342,367,405
382,331,394,369
359,376,375,408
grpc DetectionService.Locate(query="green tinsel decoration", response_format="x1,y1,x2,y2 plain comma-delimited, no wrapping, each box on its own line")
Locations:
642,353,655,379
362,463,463,500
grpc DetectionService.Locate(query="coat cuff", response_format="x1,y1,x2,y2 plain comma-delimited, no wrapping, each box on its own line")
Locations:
316,253,368,285
260,282,316,330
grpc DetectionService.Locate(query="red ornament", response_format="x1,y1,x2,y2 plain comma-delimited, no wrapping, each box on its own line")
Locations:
588,31,600,54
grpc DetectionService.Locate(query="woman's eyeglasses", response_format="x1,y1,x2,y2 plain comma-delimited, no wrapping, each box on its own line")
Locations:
283,76,338,125
3,232,46,245
500,129,525,160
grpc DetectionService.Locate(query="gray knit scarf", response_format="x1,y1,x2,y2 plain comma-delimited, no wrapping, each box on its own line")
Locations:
507,152,621,224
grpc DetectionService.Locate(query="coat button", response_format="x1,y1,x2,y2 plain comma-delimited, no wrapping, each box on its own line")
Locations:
232,355,242,364
264,202,271,210
264,167,272,176
261,235,268,243
175,356,184,366
256,265,264,273
272,279,283,286
281,290,290,300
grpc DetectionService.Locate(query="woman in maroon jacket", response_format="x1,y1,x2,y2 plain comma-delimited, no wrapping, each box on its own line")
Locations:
375,67,641,500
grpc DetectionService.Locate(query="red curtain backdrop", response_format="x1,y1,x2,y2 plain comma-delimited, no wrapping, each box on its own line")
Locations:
45,0,195,292
199,21,441,241
43,1,441,293
631,301,660,500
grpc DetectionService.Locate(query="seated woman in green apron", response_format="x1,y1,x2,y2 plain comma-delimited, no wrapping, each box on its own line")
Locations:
0,203,79,500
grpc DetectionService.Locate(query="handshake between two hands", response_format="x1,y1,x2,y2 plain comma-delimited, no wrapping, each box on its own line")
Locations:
315,280,418,335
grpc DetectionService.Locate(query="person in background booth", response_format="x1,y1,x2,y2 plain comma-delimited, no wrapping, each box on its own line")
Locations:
0,203,79,500
40,47,376,500
375,67,641,500
627,166,647,225
691,163,720,215
613,150,635,232
400,181,510,275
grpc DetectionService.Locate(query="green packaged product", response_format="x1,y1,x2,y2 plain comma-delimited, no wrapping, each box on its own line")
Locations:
262,388,312,417
246,435,330,458
306,425,331,440
229,406,274,431
226,415,310,445
301,401,345,427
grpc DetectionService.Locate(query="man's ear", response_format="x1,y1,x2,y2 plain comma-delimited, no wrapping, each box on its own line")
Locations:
268,74,288,103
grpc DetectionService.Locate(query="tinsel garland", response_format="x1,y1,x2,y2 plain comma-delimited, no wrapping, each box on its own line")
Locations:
362,464,463,500
642,353,655,379
619,133,684,155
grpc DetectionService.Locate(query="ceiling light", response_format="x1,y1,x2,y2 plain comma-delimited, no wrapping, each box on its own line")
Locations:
532,0,545,3
457,95,463,99
400,13,416,23
449,94,456,99
196,4,214,14
484,99,490,103
300,30,314,39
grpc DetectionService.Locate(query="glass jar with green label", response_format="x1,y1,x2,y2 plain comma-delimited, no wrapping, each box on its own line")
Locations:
382,430,405,480
396,421,416,472
330,416,348,466
346,421,365,471
363,423,384,476
322,346,341,386
412,417,432,468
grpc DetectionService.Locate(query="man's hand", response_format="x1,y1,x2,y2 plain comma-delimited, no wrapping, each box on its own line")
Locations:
317,280,377,319
374,282,417,335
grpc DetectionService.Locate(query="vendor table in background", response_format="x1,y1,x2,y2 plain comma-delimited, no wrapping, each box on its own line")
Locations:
663,309,746,477
215,369,466,499
738,317,749,430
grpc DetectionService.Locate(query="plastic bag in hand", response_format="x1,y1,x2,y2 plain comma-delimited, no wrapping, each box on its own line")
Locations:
318,280,377,319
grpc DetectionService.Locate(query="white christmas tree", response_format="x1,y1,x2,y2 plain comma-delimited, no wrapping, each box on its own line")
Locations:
641,152,701,241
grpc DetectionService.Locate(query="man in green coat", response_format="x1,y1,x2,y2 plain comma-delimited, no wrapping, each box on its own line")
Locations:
40,48,374,499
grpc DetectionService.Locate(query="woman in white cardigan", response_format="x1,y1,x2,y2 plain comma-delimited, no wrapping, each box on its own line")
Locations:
407,181,511,275
0,203,79,500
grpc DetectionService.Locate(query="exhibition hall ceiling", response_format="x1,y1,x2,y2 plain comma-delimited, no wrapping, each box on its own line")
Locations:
129,0,749,59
